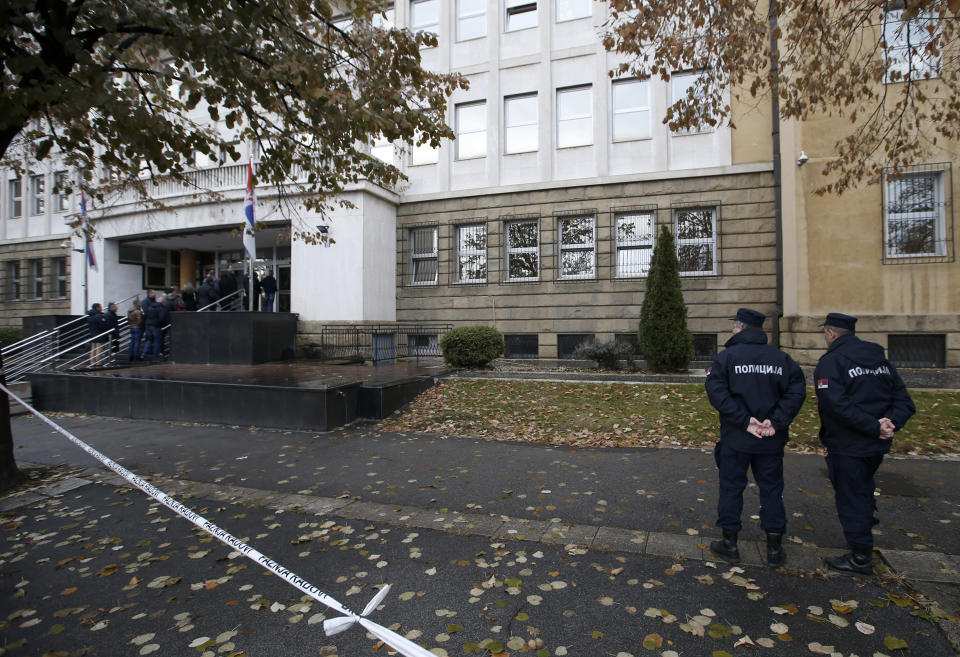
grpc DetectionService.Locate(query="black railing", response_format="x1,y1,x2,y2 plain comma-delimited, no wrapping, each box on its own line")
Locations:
317,323,452,362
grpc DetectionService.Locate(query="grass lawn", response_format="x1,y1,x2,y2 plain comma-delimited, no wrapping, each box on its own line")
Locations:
377,379,960,457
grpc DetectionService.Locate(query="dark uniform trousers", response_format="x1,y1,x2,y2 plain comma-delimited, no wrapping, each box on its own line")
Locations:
826,453,883,549
715,443,786,534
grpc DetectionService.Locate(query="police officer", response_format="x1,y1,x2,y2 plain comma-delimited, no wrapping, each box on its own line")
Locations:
705,308,806,566
814,313,915,576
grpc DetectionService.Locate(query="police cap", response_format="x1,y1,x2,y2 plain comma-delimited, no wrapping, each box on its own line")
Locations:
729,308,765,327
818,312,857,332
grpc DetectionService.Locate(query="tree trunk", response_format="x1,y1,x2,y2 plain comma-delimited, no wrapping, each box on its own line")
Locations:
0,348,25,492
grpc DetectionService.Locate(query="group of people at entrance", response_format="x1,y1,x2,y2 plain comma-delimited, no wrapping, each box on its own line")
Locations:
705,308,915,576
196,265,278,313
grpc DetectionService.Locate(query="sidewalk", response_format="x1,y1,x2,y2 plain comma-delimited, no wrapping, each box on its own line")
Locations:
3,413,959,655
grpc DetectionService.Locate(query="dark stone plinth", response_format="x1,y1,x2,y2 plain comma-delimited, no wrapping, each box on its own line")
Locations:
170,312,299,365
358,376,437,419
28,372,359,431
22,315,82,337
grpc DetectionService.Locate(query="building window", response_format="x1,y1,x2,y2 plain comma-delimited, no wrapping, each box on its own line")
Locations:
670,71,713,135
612,78,650,142
410,226,438,285
9,262,20,300
884,169,947,259
457,0,486,41
54,171,69,212
30,259,43,299
8,178,22,218
556,0,591,22
408,334,439,356
675,207,718,275
411,0,440,36
693,334,719,361
373,7,395,28
456,101,486,160
557,85,593,148
615,211,654,277
506,219,539,281
505,334,539,358
506,0,537,32
331,13,353,32
371,133,393,164
504,93,538,154
558,333,594,359
30,174,45,215
888,334,945,368
456,223,487,283
558,214,595,279
409,134,440,166
55,257,68,298
884,9,938,83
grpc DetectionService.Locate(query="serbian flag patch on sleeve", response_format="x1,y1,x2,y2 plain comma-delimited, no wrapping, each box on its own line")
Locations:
706,367,712,376
817,379,829,389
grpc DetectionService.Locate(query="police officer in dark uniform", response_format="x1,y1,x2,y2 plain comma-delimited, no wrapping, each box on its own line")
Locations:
814,313,915,575
705,308,806,566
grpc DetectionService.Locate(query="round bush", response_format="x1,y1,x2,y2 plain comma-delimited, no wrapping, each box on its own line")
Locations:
440,326,505,368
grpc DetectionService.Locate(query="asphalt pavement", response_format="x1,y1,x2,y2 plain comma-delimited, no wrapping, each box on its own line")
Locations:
2,412,959,656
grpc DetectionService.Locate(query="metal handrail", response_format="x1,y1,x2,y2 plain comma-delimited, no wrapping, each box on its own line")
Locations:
1,329,50,357
197,288,242,312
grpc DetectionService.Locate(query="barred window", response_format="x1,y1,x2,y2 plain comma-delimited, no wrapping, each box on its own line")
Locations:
506,220,539,281
559,215,595,279
885,170,947,259
409,227,438,285
456,223,487,283
675,207,717,275
30,259,43,298
615,211,654,277
55,257,68,298
9,262,20,300
30,174,45,215
884,9,938,83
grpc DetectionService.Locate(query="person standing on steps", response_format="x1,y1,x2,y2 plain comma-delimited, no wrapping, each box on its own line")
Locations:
814,313,915,576
705,308,806,567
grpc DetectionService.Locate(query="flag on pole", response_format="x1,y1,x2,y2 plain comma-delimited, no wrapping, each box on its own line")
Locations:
80,190,97,270
243,161,256,261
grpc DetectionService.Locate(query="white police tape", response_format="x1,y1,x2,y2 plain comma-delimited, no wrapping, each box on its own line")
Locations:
0,383,436,657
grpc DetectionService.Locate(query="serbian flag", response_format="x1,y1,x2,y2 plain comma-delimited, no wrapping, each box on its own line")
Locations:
80,190,96,270
243,161,256,260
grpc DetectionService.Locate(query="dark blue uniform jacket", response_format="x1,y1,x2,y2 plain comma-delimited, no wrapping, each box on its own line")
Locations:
813,335,915,457
705,328,807,454
144,301,170,328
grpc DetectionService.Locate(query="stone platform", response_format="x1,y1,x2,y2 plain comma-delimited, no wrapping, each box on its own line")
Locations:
29,360,446,431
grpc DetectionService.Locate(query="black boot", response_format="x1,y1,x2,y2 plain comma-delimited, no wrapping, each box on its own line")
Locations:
825,546,873,576
710,529,741,564
766,532,785,567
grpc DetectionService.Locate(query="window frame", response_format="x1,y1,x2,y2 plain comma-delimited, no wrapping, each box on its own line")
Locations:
30,174,45,216
30,259,43,299
55,257,68,298
558,214,596,280
455,100,487,160
556,84,593,148
611,78,651,142
457,0,486,41
455,222,488,284
54,171,69,213
504,93,539,155
505,0,537,32
674,207,718,276
883,8,939,83
9,261,21,300
884,169,948,259
670,71,714,136
8,178,22,218
555,0,591,22
409,226,439,286
614,211,655,278
411,0,440,36
505,219,540,282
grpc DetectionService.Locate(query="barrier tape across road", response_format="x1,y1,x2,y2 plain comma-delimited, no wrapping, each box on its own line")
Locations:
0,382,437,657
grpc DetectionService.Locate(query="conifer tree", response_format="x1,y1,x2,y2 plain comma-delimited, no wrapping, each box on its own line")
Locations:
639,225,694,372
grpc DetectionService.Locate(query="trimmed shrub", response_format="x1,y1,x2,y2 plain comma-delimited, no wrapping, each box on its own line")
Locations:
440,326,505,368
0,327,23,350
639,225,694,372
574,340,636,371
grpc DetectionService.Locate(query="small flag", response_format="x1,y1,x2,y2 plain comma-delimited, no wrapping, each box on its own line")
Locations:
817,379,829,389
80,190,96,270
705,367,712,376
243,161,256,261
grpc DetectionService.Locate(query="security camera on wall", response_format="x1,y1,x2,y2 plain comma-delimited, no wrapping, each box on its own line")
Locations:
797,151,809,166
